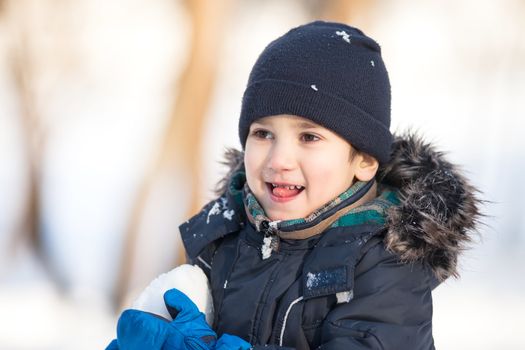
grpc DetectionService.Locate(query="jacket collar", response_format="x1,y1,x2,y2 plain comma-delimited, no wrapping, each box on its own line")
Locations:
243,180,380,240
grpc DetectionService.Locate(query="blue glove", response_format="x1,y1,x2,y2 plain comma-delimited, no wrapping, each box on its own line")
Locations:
105,339,118,350
106,334,251,350
105,288,217,350
215,334,251,350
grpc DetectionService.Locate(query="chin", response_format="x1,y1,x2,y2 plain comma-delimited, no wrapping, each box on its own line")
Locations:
267,210,301,222
267,213,285,221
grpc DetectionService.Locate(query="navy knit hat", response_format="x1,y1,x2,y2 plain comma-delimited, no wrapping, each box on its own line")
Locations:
238,21,392,164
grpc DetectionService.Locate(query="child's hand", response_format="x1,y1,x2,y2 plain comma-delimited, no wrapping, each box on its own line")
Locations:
215,334,251,350
105,288,216,350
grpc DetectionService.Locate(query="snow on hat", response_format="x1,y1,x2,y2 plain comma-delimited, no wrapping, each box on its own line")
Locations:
238,20,392,164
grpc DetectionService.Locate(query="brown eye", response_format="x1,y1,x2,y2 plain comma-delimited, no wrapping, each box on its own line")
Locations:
251,129,273,139
301,133,320,142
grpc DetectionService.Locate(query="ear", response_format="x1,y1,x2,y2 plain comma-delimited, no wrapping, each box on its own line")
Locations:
354,152,379,182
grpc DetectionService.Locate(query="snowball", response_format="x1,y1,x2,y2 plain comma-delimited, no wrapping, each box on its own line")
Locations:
132,264,214,325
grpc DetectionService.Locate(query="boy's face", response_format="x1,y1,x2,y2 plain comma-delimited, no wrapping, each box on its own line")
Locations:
244,114,365,222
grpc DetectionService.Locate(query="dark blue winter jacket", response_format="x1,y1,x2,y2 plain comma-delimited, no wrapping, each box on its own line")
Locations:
180,134,481,350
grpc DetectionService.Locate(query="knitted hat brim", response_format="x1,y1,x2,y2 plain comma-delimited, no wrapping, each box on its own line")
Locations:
239,79,392,164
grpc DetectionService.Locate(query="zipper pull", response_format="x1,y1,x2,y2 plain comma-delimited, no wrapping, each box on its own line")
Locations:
260,220,280,259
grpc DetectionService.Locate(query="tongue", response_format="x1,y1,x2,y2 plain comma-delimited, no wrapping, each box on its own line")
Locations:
272,186,301,198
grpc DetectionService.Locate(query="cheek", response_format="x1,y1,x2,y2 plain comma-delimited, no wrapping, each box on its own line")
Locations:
304,151,354,191
244,142,266,185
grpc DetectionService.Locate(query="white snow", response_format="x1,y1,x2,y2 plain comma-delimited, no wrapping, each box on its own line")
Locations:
261,236,273,260
206,202,222,224
269,221,280,230
223,209,235,220
335,30,351,43
131,264,214,325
306,272,318,289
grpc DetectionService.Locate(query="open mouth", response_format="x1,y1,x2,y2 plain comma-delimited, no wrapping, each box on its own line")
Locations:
266,182,305,200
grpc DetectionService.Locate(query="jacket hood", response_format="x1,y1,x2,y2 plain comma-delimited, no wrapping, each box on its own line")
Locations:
214,132,483,282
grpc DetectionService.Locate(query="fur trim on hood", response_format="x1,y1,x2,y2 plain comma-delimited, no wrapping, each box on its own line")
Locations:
377,133,482,282
214,132,483,282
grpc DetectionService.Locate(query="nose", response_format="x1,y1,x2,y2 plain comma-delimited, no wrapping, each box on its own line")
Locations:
266,139,297,173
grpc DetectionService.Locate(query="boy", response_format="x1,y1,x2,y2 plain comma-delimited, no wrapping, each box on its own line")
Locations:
108,21,481,349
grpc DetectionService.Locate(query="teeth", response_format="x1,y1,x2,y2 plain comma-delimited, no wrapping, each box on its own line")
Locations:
271,183,303,190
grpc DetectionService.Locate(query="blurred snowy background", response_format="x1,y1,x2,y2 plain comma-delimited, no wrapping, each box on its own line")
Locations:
0,0,524,349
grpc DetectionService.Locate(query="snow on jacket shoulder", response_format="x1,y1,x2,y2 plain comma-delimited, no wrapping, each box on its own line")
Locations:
179,133,482,350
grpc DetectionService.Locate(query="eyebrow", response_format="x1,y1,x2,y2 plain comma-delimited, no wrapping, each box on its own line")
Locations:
251,119,321,129
295,121,319,130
